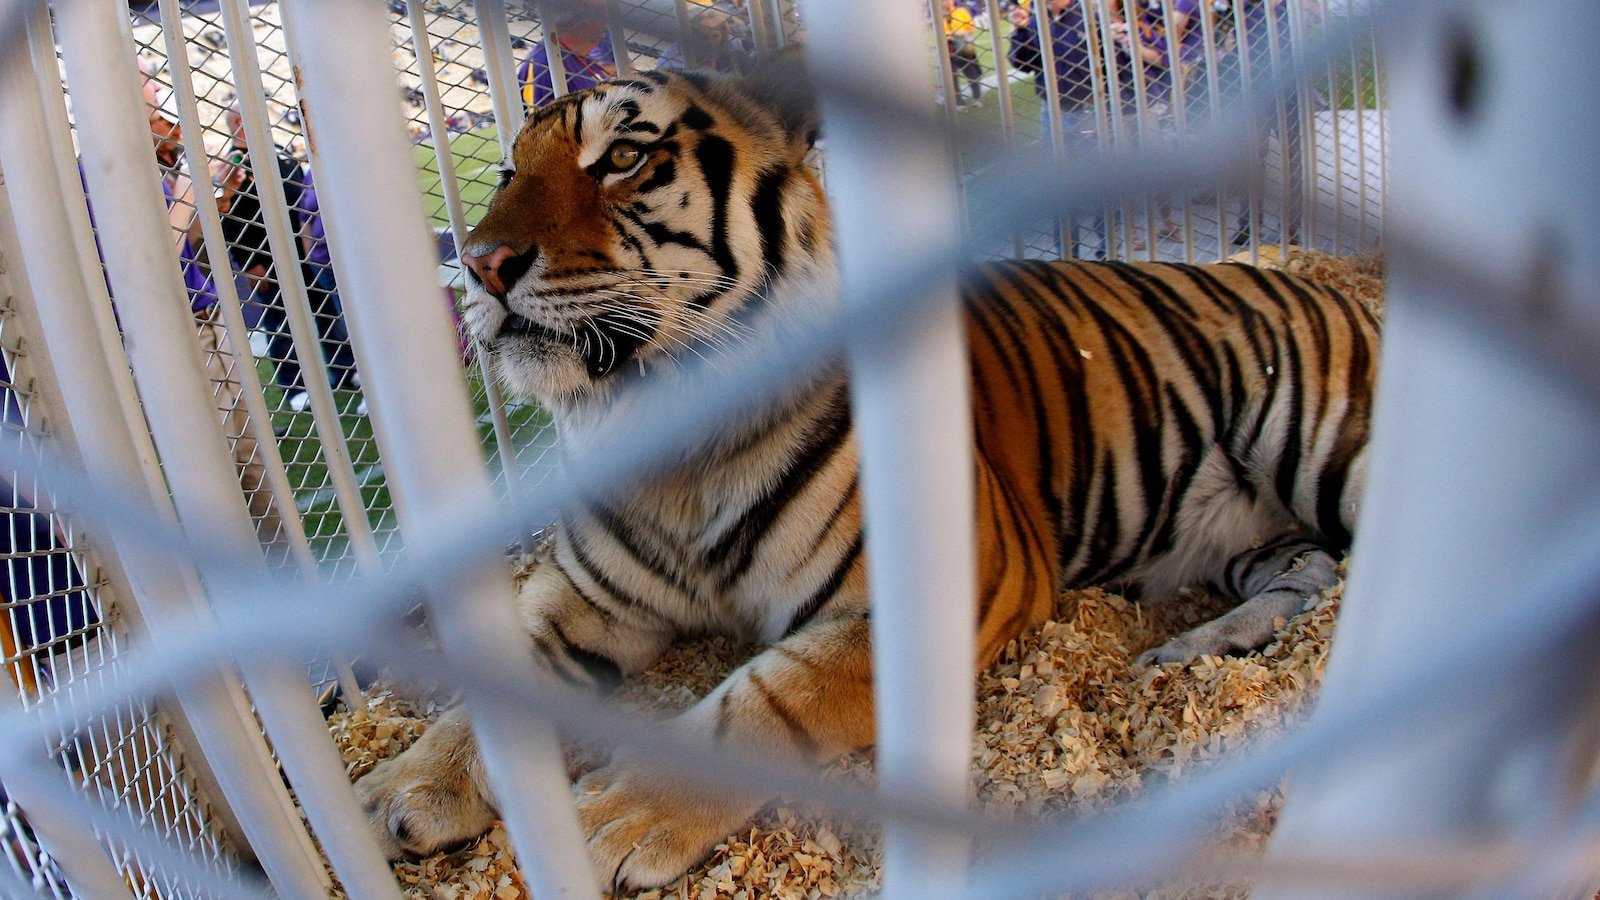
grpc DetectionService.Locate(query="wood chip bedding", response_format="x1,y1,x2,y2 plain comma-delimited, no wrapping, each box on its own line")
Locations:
325,251,1384,899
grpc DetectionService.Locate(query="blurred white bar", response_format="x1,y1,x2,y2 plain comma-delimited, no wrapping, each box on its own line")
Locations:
278,1,598,895
155,0,317,573
604,0,634,76
49,3,399,897
407,0,524,499
0,21,336,896
672,0,695,66
1261,1,1600,896
537,1,571,98
809,0,977,897
0,686,130,898
217,0,382,571
476,0,527,154
23,6,158,495
982,0,1026,259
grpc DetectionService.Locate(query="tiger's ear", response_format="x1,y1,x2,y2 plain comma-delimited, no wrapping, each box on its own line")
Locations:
740,46,819,152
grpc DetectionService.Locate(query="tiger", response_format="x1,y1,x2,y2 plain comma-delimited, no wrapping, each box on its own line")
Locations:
353,51,1379,892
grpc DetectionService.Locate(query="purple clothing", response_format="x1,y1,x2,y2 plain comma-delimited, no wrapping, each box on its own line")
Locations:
166,177,220,312
289,165,332,271
1137,0,1206,67
1008,5,1099,111
80,161,218,312
517,33,617,108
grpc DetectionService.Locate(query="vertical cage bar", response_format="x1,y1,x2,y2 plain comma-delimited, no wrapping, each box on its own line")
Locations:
49,3,400,896
217,0,382,571
1031,0,1076,258
809,0,977,896
277,1,598,895
1195,0,1225,261
1156,0,1194,262
476,0,527,153
406,0,524,498
981,0,1025,259
23,6,159,502
155,0,316,572
604,0,634,77
537,1,571,99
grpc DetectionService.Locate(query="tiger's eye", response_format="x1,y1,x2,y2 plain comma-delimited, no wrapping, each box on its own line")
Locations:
607,142,643,171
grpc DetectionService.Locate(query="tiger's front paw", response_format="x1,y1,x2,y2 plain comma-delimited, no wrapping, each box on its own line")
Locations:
576,760,757,893
352,717,494,860
1136,611,1277,667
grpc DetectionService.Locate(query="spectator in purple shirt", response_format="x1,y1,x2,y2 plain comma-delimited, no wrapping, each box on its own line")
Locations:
517,0,617,109
217,105,359,413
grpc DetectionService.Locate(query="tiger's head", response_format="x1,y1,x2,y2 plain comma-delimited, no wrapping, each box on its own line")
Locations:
459,53,833,407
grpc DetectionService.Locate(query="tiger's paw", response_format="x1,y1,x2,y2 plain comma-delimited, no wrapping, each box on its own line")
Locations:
352,717,493,860
576,759,756,893
1135,608,1281,667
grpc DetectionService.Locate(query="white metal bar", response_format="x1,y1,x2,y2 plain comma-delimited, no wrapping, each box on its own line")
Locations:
538,1,571,99
407,0,525,493
1156,0,1194,262
155,0,315,573
475,0,527,155
925,0,969,230
0,28,335,896
24,6,162,506
49,4,400,897
1195,0,1225,261
0,689,131,899
217,0,381,571
277,2,598,896
22,4,255,795
746,0,776,57
809,0,977,896
0,188,134,900
1261,1,1600,895
603,0,633,77
1031,0,1076,257
981,0,1025,258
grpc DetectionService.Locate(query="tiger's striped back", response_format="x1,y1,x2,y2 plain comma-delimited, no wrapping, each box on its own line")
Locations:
964,260,1379,658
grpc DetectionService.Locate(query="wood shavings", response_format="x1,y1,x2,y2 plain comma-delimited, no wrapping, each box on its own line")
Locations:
316,255,1383,899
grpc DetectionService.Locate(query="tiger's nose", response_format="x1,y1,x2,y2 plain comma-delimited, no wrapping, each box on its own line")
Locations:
462,243,535,297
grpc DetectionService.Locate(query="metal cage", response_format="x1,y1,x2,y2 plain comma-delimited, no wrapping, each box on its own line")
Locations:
3,0,1597,897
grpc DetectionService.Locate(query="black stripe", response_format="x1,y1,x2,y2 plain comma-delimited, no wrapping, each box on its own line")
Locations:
636,156,677,193
693,135,740,280
564,527,652,610
549,619,622,693
751,165,790,274
588,501,698,600
711,387,853,590
783,534,863,637
746,672,822,758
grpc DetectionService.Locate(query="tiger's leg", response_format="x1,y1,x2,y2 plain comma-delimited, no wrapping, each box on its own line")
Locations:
577,612,874,893
1136,537,1340,667
354,562,675,859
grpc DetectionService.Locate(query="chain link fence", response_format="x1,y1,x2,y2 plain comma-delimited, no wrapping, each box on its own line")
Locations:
1,0,1384,894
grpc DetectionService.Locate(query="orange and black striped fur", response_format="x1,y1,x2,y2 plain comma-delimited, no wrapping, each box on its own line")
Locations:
354,54,1378,891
